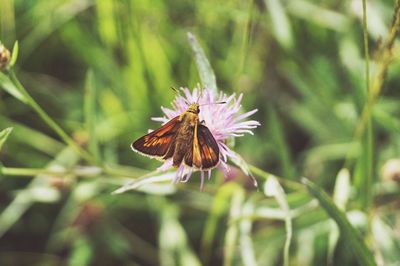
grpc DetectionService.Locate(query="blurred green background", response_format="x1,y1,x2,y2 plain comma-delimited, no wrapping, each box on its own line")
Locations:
1,0,400,265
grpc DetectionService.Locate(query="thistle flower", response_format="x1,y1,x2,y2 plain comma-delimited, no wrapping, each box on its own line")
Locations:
152,86,260,190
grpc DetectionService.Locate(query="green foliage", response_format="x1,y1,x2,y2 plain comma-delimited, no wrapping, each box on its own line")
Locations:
302,178,376,266
0,0,400,265
0,127,13,152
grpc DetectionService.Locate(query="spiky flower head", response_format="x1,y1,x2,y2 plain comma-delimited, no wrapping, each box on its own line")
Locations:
153,86,260,190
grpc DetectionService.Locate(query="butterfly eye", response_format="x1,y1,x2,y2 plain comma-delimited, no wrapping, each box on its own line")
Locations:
197,107,200,114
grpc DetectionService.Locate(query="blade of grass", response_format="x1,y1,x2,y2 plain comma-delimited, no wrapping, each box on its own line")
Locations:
296,230,316,266
301,178,377,266
264,0,293,50
0,127,13,152
0,147,80,238
21,0,93,59
346,0,400,166
9,41,18,67
84,70,100,163
224,185,245,266
157,200,201,266
264,175,292,266
268,107,295,179
229,150,258,187
360,0,373,212
201,183,241,265
0,0,15,45
328,168,351,265
6,69,95,164
0,116,64,156
239,200,257,266
187,32,217,94
0,72,27,103
111,171,175,194
286,0,350,31
249,164,304,191
235,0,253,82
68,236,93,266
95,0,118,47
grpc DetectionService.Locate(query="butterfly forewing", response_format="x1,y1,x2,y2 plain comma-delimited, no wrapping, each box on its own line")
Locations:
131,104,221,171
131,116,181,159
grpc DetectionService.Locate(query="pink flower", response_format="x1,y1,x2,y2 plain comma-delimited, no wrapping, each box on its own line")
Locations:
153,87,260,190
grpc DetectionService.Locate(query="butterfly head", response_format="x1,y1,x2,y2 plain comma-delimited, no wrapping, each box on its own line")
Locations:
187,103,200,114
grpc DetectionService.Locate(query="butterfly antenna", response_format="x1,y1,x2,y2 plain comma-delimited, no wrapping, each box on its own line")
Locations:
170,86,180,94
199,101,226,106
170,86,190,105
196,87,204,103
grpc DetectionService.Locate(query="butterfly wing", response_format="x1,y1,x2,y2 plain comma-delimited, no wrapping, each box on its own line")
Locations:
131,116,181,159
194,124,220,169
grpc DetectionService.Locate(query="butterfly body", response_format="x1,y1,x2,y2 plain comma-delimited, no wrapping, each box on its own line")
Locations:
132,103,220,170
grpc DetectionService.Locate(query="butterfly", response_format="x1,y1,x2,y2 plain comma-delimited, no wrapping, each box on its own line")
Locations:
131,100,221,170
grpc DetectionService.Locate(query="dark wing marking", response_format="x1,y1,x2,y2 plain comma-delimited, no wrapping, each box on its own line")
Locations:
197,124,220,169
131,116,181,159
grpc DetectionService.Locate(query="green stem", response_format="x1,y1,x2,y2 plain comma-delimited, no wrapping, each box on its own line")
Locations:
350,0,400,143
344,0,400,171
7,70,96,164
1,165,144,179
249,164,304,190
1,166,97,177
361,0,373,212
362,0,370,92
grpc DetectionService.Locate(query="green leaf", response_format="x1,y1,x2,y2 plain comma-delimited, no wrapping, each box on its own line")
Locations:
0,127,13,152
201,183,241,265
264,175,292,266
158,201,201,266
0,72,27,103
187,32,217,94
0,115,63,156
239,200,257,266
264,0,294,50
224,185,245,266
302,178,377,266
328,168,351,264
9,41,18,67
68,236,93,266
333,168,351,210
112,171,176,194
229,150,258,187
84,70,100,162
268,107,296,179
0,147,80,238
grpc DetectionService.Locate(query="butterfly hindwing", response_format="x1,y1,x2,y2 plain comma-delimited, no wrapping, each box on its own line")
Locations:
131,116,181,159
196,124,220,169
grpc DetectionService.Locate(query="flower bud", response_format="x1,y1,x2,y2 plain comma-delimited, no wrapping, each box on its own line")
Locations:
381,159,400,182
0,43,11,70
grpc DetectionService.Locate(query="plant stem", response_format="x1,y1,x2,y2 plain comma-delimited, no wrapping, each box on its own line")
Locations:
361,0,373,213
362,0,370,92
7,70,96,164
344,0,400,170
353,0,400,140
1,166,96,177
249,164,304,190
1,165,144,179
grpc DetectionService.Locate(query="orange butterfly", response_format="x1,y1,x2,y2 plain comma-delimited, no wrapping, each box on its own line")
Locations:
131,101,221,170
